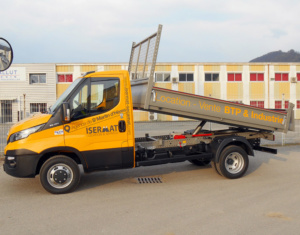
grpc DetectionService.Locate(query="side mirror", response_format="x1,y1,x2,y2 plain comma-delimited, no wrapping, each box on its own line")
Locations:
62,102,70,123
0,38,13,72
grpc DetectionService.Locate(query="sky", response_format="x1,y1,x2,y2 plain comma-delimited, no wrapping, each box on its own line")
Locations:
2,0,300,64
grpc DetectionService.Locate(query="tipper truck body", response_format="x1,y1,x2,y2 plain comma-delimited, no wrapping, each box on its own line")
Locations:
3,25,295,194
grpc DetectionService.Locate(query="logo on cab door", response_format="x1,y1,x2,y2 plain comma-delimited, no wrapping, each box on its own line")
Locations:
86,125,118,135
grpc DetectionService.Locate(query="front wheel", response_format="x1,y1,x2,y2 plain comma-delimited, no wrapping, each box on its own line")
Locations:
40,155,80,194
216,145,249,179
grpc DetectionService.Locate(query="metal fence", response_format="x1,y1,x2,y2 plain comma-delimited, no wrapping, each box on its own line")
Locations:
0,99,14,155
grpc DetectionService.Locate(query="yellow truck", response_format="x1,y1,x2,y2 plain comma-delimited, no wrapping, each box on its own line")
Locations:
3,25,295,194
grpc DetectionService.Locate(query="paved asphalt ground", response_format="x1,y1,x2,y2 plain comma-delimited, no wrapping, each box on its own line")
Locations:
1,145,300,234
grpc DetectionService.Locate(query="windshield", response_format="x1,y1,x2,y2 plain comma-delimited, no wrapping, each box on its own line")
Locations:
50,78,83,113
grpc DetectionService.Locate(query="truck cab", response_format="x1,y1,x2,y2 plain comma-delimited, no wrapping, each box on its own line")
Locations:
4,70,136,193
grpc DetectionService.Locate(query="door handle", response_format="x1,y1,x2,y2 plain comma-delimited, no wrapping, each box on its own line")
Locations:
118,120,126,132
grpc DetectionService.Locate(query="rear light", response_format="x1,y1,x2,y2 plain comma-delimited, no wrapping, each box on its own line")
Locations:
174,135,186,140
192,133,212,137
174,133,212,139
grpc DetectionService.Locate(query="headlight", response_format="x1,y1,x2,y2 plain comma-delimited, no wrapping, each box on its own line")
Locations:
8,124,45,143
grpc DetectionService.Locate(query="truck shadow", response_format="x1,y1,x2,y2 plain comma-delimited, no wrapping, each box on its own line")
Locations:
77,162,212,192
245,149,288,176
77,146,295,192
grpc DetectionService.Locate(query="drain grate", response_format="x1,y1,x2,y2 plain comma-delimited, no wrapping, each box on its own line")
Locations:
136,177,163,184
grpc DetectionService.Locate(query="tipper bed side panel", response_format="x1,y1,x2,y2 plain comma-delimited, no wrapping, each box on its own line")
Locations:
130,78,294,133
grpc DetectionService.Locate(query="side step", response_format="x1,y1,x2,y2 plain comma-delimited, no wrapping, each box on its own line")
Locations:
136,153,213,167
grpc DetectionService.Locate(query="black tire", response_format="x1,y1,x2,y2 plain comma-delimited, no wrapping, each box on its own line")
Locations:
40,155,80,194
210,160,221,175
189,159,211,166
216,145,249,179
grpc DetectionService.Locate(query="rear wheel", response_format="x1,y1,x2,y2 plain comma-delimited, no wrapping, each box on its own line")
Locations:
40,155,80,194
216,145,249,179
210,160,221,175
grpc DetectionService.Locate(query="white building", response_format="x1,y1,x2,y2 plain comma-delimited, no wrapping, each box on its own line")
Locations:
0,64,56,123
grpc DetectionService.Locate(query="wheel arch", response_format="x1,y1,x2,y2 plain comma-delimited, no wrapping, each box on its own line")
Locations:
210,136,254,163
36,147,88,175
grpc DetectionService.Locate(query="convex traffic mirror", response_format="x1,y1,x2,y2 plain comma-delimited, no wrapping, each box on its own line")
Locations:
0,38,13,71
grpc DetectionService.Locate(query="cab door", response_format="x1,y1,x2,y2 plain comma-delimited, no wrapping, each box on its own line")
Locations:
64,76,132,171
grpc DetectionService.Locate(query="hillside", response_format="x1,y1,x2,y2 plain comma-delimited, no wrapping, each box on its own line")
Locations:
250,50,300,62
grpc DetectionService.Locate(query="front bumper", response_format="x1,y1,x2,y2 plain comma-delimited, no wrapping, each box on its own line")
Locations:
3,151,40,178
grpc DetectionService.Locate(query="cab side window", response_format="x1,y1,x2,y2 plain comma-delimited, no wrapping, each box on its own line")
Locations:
90,79,119,114
69,78,120,120
70,83,89,120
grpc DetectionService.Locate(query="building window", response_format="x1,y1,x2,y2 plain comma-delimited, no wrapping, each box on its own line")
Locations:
155,73,171,82
228,73,242,81
58,74,73,83
275,101,281,109
0,101,12,123
275,73,288,81
29,74,46,84
275,100,289,109
179,73,194,82
297,100,300,109
250,73,264,81
205,73,219,81
250,101,264,108
30,103,47,113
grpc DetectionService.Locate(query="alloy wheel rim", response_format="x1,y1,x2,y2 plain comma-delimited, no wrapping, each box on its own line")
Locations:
47,164,73,189
225,152,244,174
